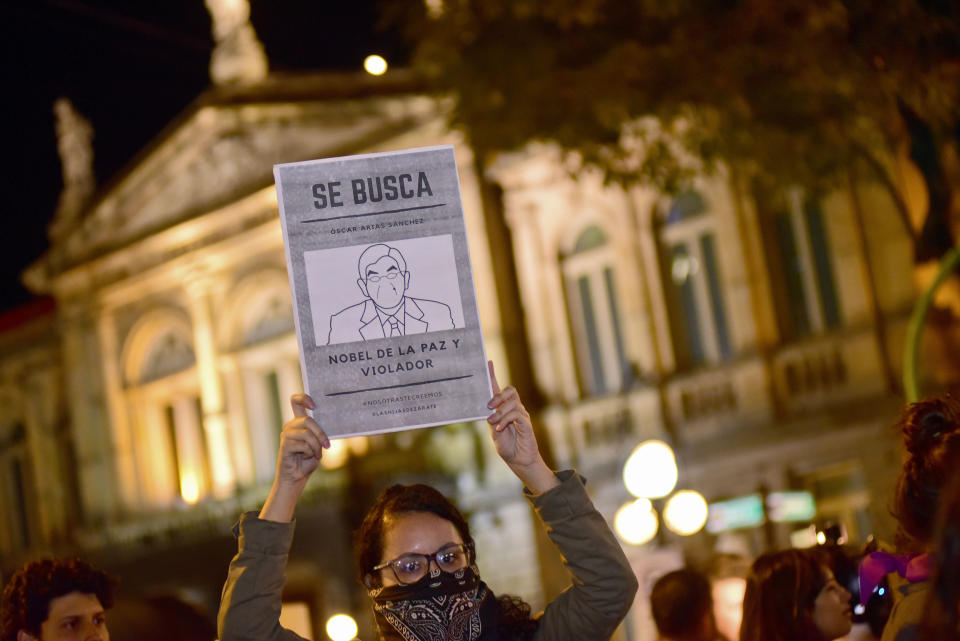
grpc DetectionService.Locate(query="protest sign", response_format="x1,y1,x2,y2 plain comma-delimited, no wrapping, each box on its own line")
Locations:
275,145,492,438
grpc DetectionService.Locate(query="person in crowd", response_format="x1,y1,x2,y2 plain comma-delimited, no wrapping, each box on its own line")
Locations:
706,554,750,641
650,568,717,641
217,362,639,641
859,397,960,641
920,467,960,641
740,549,852,641
817,544,880,641
0,558,114,641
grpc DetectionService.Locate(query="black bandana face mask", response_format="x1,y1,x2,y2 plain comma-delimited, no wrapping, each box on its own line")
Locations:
368,565,500,641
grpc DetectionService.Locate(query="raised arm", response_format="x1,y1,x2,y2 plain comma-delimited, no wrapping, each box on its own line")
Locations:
218,394,330,641
259,394,331,522
485,361,560,494
485,362,638,641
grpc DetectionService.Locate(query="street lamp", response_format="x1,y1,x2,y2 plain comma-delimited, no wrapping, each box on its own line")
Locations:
326,614,358,641
363,55,388,76
663,489,708,535
617,440,708,544
622,439,678,499
614,498,659,545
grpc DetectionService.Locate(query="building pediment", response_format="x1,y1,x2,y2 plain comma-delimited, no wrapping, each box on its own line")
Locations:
33,76,442,286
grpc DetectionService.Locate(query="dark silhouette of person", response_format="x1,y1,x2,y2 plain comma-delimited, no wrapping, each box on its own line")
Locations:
650,568,718,641
327,243,454,345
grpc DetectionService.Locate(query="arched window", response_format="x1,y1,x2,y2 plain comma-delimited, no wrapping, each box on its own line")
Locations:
657,190,732,369
561,225,629,396
760,190,841,339
223,271,302,484
139,329,195,384
122,310,206,507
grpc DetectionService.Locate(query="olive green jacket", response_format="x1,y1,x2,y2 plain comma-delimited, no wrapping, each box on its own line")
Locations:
217,470,639,641
879,580,929,641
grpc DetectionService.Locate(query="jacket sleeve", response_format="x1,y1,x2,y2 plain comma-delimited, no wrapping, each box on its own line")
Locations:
527,470,639,641
217,511,309,641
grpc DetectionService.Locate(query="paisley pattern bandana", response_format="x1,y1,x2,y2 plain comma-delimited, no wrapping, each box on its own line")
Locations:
369,565,499,641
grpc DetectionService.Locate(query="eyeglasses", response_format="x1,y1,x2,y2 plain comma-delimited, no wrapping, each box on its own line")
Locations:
366,272,402,282
373,542,473,585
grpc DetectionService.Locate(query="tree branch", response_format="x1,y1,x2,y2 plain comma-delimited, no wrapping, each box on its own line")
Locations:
848,139,918,245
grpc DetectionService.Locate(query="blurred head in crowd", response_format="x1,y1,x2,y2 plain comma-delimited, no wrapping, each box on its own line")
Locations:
740,549,851,641
707,554,750,641
1,558,115,641
650,568,716,641
892,396,960,553
923,467,960,641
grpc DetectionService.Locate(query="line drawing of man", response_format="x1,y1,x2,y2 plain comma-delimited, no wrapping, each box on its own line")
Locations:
327,243,455,345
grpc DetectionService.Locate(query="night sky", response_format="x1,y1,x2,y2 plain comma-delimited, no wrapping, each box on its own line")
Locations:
0,0,410,311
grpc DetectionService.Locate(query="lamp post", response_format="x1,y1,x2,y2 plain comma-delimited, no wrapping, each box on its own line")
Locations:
614,440,707,545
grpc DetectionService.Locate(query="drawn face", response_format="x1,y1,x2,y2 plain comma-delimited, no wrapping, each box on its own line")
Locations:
359,256,409,309
810,570,852,640
32,591,109,641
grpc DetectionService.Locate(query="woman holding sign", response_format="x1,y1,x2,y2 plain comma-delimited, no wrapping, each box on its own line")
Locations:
217,364,638,641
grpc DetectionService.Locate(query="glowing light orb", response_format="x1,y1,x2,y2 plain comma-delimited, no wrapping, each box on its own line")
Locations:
326,614,358,641
180,471,201,504
423,0,444,17
364,55,388,76
663,489,708,535
614,498,659,545
622,440,678,499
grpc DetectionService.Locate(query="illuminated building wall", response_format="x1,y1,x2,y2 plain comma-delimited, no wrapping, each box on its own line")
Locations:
488,144,918,556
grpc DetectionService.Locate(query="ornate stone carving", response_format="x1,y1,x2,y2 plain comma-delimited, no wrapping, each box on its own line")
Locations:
51,98,95,240
205,0,268,85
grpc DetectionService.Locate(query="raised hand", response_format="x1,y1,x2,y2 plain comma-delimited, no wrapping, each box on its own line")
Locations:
260,393,330,522
486,362,559,493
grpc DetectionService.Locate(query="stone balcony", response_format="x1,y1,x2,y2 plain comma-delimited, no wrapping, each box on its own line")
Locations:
542,386,664,476
771,327,887,416
663,356,773,445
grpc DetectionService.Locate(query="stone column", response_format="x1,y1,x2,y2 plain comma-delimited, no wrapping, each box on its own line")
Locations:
22,369,61,542
172,395,206,502
138,397,178,508
222,355,255,486
59,302,117,522
186,280,236,498
242,366,275,482
276,357,303,422
96,308,140,509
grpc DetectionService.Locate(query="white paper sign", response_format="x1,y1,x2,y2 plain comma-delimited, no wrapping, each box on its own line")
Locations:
275,146,492,438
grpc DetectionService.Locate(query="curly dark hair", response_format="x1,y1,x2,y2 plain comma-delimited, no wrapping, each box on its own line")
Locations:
891,396,960,552
1,558,116,641
355,483,539,641
739,549,828,641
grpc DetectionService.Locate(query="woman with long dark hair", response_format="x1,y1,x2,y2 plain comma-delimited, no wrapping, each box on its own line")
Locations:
739,549,852,641
859,397,960,641
218,364,638,641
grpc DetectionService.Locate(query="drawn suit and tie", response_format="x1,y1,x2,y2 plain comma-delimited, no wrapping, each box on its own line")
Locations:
327,243,455,346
